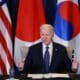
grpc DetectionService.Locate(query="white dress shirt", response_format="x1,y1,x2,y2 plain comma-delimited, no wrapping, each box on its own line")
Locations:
42,42,53,65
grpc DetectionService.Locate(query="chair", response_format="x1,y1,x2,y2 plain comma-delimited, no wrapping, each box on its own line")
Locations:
66,46,73,60
20,46,30,59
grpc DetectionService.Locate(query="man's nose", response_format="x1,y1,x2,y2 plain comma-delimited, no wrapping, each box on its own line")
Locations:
44,36,47,39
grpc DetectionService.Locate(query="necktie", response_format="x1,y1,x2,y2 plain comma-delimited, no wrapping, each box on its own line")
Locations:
44,46,50,72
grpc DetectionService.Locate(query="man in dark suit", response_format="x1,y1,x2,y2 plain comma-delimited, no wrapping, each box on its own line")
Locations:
18,24,73,74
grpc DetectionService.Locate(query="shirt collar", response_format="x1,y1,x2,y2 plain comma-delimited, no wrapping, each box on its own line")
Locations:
42,42,53,49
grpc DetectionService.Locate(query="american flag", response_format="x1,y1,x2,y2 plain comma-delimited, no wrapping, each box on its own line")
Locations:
0,0,13,75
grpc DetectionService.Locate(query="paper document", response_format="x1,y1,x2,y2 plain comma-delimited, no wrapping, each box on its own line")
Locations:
28,73,70,79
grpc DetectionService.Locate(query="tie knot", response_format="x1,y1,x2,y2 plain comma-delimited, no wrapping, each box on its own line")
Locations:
46,46,49,49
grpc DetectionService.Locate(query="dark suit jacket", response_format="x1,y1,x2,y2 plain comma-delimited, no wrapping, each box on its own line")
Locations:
22,42,72,74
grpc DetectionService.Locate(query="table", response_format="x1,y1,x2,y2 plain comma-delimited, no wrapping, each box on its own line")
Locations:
0,73,80,80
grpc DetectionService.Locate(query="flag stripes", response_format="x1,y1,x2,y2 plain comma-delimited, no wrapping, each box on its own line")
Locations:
0,55,7,74
0,32,13,67
0,8,12,38
0,1,13,75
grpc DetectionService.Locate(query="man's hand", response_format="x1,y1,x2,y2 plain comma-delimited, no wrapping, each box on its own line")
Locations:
72,60,79,72
18,58,25,71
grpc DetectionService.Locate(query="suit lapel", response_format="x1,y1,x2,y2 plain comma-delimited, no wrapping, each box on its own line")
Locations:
39,43,43,58
50,43,58,67
38,43,44,65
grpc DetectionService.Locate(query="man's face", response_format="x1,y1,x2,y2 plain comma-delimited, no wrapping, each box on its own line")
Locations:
40,27,53,45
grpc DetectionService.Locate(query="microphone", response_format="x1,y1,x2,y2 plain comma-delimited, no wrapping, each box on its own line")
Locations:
72,49,74,62
9,67,15,80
